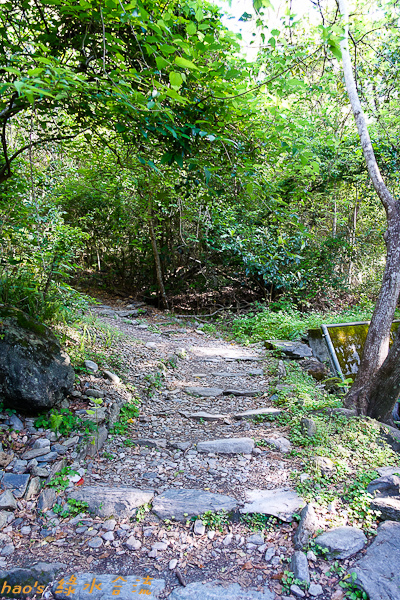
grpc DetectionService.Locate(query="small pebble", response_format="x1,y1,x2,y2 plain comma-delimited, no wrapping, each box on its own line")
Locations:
309,583,324,597
88,537,103,548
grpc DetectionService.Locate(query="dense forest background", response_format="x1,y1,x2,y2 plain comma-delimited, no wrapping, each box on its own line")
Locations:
0,0,397,321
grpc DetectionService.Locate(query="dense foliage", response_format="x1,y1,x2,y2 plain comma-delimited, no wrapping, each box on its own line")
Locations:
1,0,399,317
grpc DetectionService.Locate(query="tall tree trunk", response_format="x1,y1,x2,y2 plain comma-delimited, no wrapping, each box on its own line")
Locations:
367,330,400,423
347,184,360,286
338,0,400,415
148,206,169,310
332,196,337,237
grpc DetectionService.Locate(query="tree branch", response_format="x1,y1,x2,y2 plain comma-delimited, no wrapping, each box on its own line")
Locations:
194,46,323,105
0,130,88,182
338,0,396,215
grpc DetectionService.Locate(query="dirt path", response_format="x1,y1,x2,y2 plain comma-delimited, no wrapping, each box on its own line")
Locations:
2,302,362,600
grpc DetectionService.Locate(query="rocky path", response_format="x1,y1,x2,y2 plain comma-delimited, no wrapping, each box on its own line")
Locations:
1,302,400,600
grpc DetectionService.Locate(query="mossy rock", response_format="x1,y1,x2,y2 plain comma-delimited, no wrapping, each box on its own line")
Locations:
0,304,74,413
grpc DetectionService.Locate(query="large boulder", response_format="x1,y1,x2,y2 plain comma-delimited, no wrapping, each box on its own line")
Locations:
0,305,74,412
350,521,400,600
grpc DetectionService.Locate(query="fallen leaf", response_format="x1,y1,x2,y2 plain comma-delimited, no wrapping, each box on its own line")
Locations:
242,562,253,570
87,556,94,564
76,477,84,486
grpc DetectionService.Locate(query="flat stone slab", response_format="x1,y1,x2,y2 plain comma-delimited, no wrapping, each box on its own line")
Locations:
151,489,237,521
370,496,400,521
169,441,192,451
116,310,140,317
315,526,366,559
1,473,30,498
233,356,263,362
223,389,261,397
367,475,400,497
265,340,312,359
377,466,400,477
22,447,50,460
168,581,275,600
234,408,282,420
187,412,228,421
53,573,165,599
350,521,400,600
211,372,240,377
240,489,305,522
68,487,154,518
184,387,224,397
197,438,254,454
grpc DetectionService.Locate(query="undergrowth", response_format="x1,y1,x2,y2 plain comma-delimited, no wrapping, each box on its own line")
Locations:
230,305,380,343
263,361,398,532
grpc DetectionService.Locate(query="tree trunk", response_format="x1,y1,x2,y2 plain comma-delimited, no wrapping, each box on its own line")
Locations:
347,185,360,286
367,329,400,423
332,196,337,237
148,209,169,310
338,0,400,416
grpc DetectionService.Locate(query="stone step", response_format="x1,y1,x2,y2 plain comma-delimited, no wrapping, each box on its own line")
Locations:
68,487,154,518
168,581,275,599
240,488,305,522
234,407,282,420
186,412,228,421
211,369,263,377
196,438,254,454
183,387,224,397
223,389,261,397
183,386,263,398
230,356,263,362
151,489,238,521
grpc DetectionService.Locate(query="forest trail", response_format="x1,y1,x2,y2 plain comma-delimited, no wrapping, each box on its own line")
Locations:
7,301,371,599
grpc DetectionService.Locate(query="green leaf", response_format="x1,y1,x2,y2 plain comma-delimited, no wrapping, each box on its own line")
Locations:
161,44,176,55
169,71,183,89
186,22,197,35
175,56,199,70
4,67,21,75
174,153,184,168
195,7,204,21
160,151,173,165
155,56,169,69
253,0,273,12
329,41,342,60
148,160,160,173
13,81,24,95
